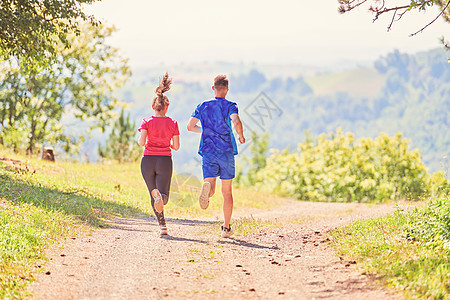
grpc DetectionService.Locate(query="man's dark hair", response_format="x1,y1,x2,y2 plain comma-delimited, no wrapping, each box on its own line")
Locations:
214,75,228,89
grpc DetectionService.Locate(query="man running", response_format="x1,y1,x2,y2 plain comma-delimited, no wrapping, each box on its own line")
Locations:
187,75,245,238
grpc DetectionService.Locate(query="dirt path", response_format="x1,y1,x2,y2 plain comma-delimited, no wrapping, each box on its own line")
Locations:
29,200,405,299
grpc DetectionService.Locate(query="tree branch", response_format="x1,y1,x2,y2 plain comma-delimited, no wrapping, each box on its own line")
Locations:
372,5,410,23
441,37,450,49
338,0,368,13
397,8,410,21
387,9,397,31
410,0,450,36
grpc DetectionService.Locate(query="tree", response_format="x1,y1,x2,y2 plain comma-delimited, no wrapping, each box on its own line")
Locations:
232,69,267,93
254,129,447,202
0,22,131,154
98,108,141,163
247,131,269,185
337,0,450,47
0,0,99,68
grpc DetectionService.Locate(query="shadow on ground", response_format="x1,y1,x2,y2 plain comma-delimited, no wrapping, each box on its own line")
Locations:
105,216,278,250
0,167,150,227
217,238,280,250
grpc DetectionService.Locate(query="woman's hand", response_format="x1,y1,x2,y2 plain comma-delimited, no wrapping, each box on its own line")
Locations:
171,135,180,151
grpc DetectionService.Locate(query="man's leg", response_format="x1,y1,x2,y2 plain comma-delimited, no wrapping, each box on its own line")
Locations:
199,177,216,209
221,179,233,229
205,177,217,197
200,152,219,209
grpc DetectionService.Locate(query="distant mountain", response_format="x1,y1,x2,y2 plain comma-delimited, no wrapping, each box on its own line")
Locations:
77,48,449,176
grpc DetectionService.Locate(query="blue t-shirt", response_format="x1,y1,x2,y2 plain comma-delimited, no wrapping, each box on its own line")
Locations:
191,97,239,156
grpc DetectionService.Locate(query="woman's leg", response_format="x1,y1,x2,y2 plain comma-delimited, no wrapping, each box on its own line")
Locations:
141,156,166,226
155,156,173,205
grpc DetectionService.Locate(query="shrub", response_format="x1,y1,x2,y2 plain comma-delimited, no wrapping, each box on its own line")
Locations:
406,196,450,248
255,129,447,203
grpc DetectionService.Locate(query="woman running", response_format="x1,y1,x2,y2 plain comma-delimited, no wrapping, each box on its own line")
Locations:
138,72,180,235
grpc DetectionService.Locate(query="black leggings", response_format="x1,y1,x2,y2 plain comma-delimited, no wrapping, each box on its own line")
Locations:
141,155,173,226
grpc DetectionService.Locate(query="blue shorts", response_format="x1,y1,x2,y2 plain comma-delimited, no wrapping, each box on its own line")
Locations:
202,152,235,180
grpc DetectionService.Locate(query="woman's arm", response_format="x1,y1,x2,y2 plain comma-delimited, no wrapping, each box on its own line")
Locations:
138,130,147,146
171,135,180,151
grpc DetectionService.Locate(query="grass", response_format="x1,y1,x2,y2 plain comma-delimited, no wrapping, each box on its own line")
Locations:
329,198,449,299
0,148,285,298
0,200,86,298
3,147,448,299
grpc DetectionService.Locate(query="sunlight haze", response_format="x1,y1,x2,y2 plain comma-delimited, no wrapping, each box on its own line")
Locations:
84,0,450,68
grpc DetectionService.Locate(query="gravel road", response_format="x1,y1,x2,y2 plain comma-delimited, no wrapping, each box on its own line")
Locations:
29,200,405,299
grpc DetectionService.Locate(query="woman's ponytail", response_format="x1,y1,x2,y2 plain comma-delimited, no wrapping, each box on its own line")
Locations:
153,72,172,111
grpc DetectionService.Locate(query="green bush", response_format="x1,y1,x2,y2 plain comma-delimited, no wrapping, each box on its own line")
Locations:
406,196,450,248
255,129,448,203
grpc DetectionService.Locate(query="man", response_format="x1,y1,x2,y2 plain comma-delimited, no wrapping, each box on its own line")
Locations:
187,75,245,238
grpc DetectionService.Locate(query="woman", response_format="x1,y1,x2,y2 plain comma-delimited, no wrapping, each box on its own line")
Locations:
138,72,180,235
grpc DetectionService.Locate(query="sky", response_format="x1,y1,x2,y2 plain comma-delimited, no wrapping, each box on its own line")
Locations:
84,0,450,68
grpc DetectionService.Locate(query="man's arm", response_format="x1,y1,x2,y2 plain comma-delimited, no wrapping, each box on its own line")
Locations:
230,113,245,144
187,117,202,133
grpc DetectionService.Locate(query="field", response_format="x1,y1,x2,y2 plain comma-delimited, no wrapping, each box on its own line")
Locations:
1,148,448,299
305,67,385,98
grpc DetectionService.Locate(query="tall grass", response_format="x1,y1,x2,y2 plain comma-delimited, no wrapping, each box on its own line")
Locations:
330,196,450,299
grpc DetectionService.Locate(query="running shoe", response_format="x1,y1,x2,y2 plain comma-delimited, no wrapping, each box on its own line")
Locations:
151,189,164,213
160,226,168,235
198,181,211,209
221,225,234,238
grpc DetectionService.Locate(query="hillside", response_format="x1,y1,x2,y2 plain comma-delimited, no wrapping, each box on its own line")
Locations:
305,67,385,98
70,48,449,176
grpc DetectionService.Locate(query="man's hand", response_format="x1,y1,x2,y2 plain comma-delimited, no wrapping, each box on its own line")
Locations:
230,113,245,145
